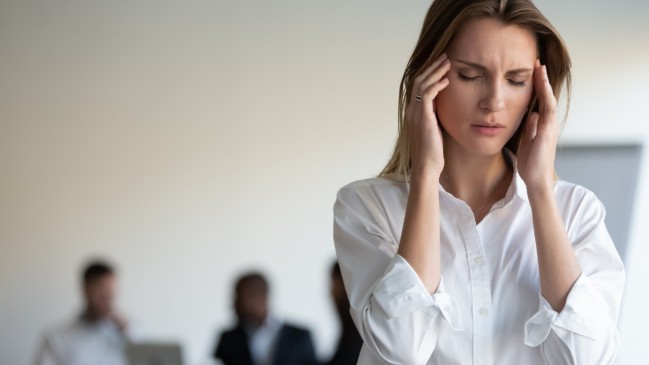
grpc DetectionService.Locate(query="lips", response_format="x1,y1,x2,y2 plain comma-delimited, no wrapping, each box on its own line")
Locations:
470,123,505,136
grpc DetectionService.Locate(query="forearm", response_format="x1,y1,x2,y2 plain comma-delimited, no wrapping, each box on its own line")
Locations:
398,172,441,292
528,186,581,311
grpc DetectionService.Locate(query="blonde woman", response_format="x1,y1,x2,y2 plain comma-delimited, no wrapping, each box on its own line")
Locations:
333,0,625,364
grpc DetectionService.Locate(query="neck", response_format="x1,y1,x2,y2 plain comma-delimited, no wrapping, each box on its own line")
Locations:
240,314,268,329
81,308,105,322
440,144,511,213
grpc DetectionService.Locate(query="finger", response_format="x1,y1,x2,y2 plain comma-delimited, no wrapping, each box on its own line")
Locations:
417,60,452,94
533,60,544,113
525,112,539,140
413,53,448,86
420,78,450,115
534,63,557,117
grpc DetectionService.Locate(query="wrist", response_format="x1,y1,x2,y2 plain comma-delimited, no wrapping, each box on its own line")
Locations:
409,167,442,187
526,182,554,202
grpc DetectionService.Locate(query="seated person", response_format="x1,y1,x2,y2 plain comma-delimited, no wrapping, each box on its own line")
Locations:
214,271,318,365
34,260,136,365
326,261,362,365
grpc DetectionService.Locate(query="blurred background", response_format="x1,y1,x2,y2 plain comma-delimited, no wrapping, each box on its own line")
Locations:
1,0,647,364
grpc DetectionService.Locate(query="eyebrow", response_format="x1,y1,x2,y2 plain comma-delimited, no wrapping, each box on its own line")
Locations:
453,59,532,74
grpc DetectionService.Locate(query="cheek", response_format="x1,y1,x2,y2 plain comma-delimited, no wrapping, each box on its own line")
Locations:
435,82,474,126
510,89,534,120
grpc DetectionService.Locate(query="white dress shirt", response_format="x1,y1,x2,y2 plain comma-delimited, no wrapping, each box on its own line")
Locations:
34,317,132,365
247,315,283,365
333,161,625,364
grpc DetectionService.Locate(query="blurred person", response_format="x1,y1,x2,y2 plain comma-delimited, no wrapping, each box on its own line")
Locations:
333,0,625,363
326,261,362,365
213,271,318,365
34,260,136,365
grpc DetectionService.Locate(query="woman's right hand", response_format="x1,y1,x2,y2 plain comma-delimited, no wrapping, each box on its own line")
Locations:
405,53,451,179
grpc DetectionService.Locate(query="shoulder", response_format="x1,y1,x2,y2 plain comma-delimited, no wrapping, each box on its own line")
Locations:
339,175,406,191
218,325,244,338
38,318,83,353
215,325,247,353
553,180,603,212
336,175,407,206
42,318,81,338
553,180,607,236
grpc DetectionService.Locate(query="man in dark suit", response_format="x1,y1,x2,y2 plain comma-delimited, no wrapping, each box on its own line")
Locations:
214,272,318,365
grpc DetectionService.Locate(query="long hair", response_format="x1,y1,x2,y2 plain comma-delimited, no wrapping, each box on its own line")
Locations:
380,0,571,178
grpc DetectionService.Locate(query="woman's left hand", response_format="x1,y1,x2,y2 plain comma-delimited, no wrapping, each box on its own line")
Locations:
517,60,559,193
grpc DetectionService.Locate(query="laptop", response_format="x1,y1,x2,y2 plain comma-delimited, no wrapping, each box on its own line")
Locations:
127,342,183,365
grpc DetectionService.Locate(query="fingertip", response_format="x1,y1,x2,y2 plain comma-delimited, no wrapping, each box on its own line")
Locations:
438,77,450,87
526,111,539,126
526,112,539,139
532,111,540,121
533,62,543,83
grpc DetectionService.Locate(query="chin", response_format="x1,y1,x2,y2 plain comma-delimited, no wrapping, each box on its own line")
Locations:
460,138,507,157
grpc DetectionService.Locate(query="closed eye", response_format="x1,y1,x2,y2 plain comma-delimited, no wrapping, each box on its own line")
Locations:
458,73,481,82
459,72,528,87
508,79,526,87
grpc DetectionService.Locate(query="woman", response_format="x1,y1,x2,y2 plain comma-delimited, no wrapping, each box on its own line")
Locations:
333,0,625,364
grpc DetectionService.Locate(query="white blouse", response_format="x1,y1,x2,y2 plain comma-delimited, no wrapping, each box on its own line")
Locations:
35,318,132,365
333,164,625,364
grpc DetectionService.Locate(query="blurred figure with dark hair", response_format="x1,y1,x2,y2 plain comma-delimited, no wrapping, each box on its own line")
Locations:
34,260,136,365
326,262,362,365
214,271,318,365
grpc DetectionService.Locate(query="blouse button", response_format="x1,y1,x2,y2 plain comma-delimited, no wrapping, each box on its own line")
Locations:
478,307,488,316
473,257,483,265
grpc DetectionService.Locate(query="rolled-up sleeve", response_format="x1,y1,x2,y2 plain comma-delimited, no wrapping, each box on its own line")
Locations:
524,190,625,364
334,184,462,364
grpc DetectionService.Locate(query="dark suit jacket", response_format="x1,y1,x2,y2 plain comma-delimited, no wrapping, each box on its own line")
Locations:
326,327,362,365
214,322,318,365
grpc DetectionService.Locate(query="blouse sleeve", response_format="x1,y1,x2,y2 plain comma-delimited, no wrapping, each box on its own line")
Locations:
523,189,625,364
333,184,463,364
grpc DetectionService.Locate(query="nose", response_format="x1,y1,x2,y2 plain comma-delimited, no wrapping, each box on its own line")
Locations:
479,79,505,112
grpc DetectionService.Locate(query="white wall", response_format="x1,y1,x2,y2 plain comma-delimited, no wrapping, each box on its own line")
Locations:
0,1,647,364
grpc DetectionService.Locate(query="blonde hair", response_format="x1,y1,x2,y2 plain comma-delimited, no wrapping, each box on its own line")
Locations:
380,0,571,178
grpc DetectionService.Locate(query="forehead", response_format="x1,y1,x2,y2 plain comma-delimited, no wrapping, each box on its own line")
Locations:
86,274,116,288
448,17,537,68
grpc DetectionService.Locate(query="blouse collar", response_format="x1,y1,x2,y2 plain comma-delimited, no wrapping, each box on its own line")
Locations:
384,148,529,205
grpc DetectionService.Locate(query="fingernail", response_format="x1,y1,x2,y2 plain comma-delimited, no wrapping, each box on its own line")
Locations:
441,53,447,60
535,59,540,68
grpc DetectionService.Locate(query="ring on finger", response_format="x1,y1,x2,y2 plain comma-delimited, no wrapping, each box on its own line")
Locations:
415,95,423,102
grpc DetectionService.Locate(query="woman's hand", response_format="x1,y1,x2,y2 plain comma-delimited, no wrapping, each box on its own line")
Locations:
518,65,581,313
406,53,451,180
517,60,559,193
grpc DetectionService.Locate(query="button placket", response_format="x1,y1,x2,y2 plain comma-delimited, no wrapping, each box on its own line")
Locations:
459,210,493,365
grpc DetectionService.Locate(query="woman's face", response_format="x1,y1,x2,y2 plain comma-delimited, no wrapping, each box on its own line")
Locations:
436,17,537,156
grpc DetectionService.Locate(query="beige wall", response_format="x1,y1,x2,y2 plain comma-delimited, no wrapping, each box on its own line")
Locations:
1,1,647,364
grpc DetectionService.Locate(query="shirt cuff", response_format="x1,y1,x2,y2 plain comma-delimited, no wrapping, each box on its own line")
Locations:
372,254,464,331
524,273,610,347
